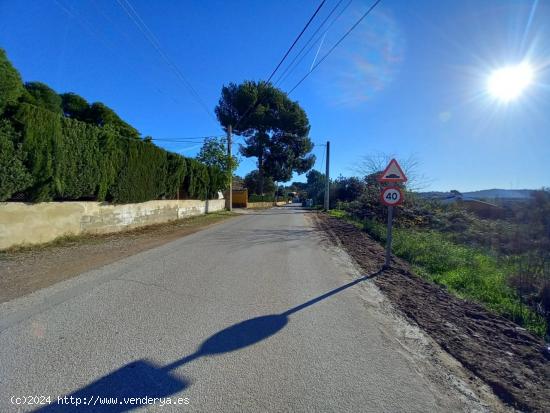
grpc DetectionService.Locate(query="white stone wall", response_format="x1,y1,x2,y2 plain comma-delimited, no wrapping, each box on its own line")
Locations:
0,199,226,250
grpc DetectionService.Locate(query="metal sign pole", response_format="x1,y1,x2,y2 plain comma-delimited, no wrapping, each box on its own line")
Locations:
378,158,407,269
385,205,394,268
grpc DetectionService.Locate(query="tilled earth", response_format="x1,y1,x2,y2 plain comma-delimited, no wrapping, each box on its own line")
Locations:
315,213,549,413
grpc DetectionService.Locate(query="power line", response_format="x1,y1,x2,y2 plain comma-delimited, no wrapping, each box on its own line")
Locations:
288,0,382,95
266,0,327,83
234,0,327,130
116,0,216,121
89,0,187,107
274,0,349,86
277,0,353,87
119,0,213,117
152,135,224,143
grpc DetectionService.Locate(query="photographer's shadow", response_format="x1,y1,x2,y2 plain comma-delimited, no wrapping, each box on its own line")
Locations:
36,271,381,412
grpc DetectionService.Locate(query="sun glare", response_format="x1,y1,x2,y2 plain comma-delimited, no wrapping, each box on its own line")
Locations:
487,62,534,102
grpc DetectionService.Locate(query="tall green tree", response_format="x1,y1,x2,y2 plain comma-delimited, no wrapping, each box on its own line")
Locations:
333,176,365,202
305,169,327,206
197,136,239,176
0,49,24,114
60,92,89,119
24,82,63,113
215,81,315,193
244,170,276,195
86,102,140,139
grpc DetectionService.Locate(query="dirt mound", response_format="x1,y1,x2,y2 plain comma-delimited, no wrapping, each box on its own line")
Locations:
315,213,549,413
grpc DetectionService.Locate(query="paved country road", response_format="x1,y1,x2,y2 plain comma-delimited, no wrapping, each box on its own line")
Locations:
0,206,501,412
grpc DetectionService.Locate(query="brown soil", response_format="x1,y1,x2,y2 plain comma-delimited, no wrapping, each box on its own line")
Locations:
0,212,236,304
314,213,550,413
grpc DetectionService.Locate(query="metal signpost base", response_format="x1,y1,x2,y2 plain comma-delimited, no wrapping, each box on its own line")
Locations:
384,205,393,268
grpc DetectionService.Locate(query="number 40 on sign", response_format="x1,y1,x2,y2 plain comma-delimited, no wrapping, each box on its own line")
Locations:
380,187,403,206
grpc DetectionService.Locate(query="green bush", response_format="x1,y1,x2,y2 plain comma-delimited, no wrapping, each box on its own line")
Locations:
249,194,276,202
1,103,226,203
165,152,187,199
24,82,63,114
0,51,227,203
390,228,546,336
60,92,89,119
331,210,547,337
57,117,102,199
207,165,228,199
0,49,24,114
110,138,168,203
97,125,125,201
0,120,32,200
13,102,63,201
185,158,210,200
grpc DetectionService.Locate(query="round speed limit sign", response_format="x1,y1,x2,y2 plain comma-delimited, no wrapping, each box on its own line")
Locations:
380,187,403,206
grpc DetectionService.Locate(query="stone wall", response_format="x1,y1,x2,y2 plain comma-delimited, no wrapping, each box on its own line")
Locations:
0,199,225,250
247,201,288,209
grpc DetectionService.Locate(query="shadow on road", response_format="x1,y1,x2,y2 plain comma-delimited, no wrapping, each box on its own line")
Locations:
35,271,382,412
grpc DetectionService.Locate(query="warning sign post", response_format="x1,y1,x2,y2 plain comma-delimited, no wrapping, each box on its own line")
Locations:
378,158,408,183
379,160,407,268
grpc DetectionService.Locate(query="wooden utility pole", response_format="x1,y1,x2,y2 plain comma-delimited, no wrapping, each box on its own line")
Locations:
324,140,330,210
227,125,233,212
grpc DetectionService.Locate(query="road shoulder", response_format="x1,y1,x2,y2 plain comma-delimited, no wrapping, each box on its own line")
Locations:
0,212,237,304
313,212,549,413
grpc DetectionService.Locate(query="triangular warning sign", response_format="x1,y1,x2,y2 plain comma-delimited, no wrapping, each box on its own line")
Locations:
378,159,408,183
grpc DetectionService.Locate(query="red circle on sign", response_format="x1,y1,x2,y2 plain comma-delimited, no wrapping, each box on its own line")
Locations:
380,187,404,206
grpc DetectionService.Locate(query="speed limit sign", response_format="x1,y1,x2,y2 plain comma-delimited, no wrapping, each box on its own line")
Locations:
380,187,403,206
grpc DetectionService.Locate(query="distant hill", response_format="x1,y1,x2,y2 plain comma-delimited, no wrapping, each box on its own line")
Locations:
462,189,534,200
419,189,535,201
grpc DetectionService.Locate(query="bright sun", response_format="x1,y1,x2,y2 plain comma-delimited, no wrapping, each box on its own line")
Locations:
487,62,534,102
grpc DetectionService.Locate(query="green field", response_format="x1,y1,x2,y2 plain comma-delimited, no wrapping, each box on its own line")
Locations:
329,210,547,337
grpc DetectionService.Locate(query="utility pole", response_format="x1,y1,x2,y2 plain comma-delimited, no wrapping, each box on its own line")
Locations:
324,140,330,211
227,125,233,212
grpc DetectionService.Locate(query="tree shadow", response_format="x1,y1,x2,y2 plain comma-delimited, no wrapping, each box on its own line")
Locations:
35,270,382,412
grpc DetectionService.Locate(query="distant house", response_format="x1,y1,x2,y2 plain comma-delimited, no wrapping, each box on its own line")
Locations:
438,192,505,218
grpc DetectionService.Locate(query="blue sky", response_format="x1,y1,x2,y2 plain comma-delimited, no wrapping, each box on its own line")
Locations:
1,0,548,191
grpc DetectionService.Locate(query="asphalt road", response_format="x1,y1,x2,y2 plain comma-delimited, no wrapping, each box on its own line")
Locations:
0,206,494,412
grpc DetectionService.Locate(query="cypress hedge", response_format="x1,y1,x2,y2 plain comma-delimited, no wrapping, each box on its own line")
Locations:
0,49,23,114
0,103,226,203
0,120,32,200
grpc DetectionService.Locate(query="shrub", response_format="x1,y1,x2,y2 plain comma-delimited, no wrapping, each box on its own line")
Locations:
0,120,32,200
60,92,89,119
57,117,102,199
0,49,24,114
333,209,547,337
110,138,168,203
2,103,226,203
13,102,63,201
249,194,276,202
165,152,187,199
24,82,63,114
0,50,227,203
184,158,210,200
